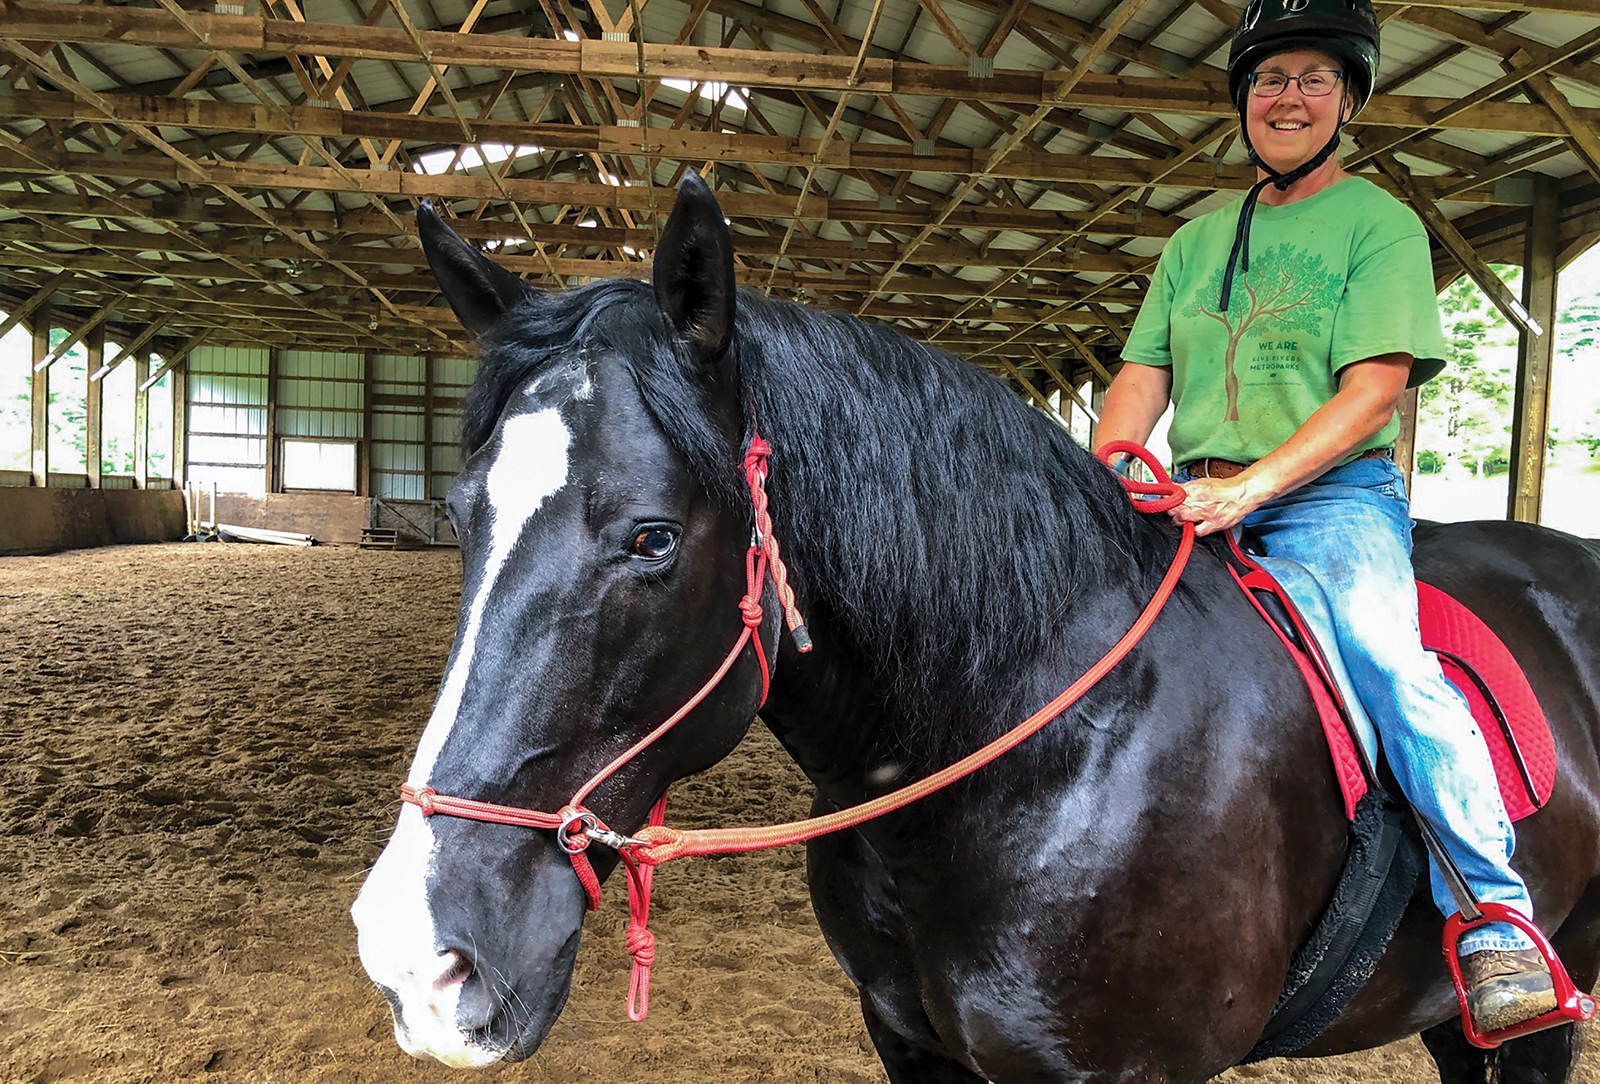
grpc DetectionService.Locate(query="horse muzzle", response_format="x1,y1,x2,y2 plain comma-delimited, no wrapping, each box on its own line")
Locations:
363,929,581,1068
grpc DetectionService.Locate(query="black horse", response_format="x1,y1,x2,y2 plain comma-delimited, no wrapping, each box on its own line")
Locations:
352,174,1600,1082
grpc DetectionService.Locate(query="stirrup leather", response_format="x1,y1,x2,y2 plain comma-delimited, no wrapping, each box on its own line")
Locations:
1443,903,1596,1048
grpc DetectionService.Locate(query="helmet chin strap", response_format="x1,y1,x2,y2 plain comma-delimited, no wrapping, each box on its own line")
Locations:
1218,90,1349,312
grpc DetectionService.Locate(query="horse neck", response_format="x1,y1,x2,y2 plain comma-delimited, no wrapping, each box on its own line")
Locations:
737,301,1168,777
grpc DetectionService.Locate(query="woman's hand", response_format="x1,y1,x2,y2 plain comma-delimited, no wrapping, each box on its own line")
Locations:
1169,476,1264,536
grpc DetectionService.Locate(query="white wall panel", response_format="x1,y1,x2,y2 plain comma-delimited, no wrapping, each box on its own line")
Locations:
187,345,268,495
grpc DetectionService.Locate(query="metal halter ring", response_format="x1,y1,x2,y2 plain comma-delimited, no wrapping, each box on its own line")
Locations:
557,808,639,854
557,808,595,854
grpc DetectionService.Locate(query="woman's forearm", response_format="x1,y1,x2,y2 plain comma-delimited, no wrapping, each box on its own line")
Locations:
1094,362,1173,453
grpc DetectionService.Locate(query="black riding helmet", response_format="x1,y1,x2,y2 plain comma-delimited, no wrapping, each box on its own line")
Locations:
1216,0,1381,310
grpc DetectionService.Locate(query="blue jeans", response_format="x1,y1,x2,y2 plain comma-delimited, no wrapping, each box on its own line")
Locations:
1177,457,1534,955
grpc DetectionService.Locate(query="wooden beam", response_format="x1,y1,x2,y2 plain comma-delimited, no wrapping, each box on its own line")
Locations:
1027,346,1098,423
139,329,212,392
4,4,1598,132
92,312,175,381
34,294,121,371
1056,325,1117,387
1508,176,1559,524
1375,153,1542,338
171,366,188,487
858,0,1155,309
0,270,70,340
85,326,103,489
1522,70,1600,186
134,351,150,490
998,358,1071,431
30,312,48,486
0,219,1156,276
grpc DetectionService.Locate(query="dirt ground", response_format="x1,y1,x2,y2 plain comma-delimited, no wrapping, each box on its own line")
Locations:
1,543,1593,1084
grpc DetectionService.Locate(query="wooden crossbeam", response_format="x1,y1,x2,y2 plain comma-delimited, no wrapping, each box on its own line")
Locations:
0,186,1188,240
0,85,1587,175
0,269,70,339
91,312,174,381
1027,345,1099,422
1521,70,1600,186
139,329,212,392
1397,9,1600,97
34,293,121,371
764,0,888,290
0,220,1155,275
4,2,1596,135
1346,24,1600,171
1375,153,1541,337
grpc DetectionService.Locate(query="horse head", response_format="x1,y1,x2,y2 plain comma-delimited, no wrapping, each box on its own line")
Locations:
351,175,776,1066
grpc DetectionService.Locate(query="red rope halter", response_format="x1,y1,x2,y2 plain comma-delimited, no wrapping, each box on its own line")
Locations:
399,436,1189,1020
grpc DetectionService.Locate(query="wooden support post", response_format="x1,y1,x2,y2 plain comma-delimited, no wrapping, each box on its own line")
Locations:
1090,379,1107,451
265,347,279,493
133,350,150,489
85,325,103,489
1508,176,1559,524
359,349,375,497
1395,387,1419,497
172,366,188,486
423,352,435,500
30,312,49,486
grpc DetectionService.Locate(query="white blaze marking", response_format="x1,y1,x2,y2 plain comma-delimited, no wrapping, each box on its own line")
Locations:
352,402,572,1065
409,405,573,785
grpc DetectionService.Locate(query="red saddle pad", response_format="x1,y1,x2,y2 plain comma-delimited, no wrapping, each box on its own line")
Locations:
1417,582,1555,822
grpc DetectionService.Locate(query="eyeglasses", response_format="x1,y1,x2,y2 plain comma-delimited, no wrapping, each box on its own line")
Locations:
1248,70,1343,98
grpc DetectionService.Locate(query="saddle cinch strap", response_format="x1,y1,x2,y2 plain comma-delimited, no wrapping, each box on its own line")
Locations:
1219,534,1592,1048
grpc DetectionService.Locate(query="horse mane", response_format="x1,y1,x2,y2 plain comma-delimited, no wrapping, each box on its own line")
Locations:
462,279,1177,751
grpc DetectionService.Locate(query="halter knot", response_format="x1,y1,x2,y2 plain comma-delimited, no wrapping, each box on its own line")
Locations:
625,922,656,966
739,596,764,628
413,786,437,815
742,434,772,473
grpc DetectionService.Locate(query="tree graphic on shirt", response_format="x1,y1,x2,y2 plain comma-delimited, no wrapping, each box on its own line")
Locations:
1182,244,1344,421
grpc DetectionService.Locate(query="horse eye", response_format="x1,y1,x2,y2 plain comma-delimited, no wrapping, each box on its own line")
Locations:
631,527,678,560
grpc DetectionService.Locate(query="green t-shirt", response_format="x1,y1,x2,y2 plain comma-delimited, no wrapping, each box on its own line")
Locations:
1122,176,1447,467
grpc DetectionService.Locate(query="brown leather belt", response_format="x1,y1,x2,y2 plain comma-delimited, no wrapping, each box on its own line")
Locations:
1180,446,1393,480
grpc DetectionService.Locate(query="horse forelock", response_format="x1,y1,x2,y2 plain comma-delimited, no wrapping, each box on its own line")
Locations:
461,278,657,455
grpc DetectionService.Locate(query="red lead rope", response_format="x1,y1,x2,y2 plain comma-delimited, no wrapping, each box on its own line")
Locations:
400,438,1189,1020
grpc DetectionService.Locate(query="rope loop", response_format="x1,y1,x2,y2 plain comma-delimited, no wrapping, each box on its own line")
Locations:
630,824,687,866
1094,441,1186,514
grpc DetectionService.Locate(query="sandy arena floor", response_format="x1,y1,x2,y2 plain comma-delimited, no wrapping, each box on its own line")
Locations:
1,543,1593,1083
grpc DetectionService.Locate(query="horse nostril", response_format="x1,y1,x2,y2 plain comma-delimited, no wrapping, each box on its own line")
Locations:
434,949,474,990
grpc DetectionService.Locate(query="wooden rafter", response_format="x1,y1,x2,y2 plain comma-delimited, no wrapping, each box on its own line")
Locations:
1,0,1597,364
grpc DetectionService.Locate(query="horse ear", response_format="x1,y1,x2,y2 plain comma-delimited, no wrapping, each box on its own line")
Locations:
653,171,736,364
418,199,532,339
